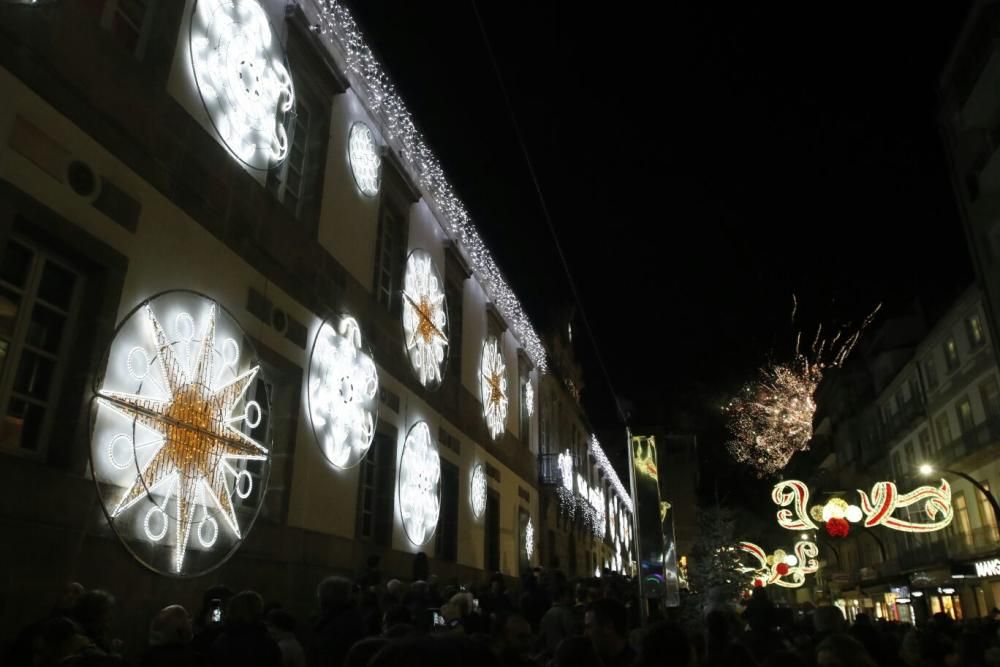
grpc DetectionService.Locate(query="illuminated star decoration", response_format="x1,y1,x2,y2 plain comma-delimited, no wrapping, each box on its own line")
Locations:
189,0,295,170
402,250,449,389
398,421,441,546
726,301,881,477
470,464,487,519
348,122,381,196
480,337,508,440
307,316,378,468
99,304,267,573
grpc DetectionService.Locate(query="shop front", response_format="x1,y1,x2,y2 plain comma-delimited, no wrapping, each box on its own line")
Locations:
909,570,965,623
951,556,1000,618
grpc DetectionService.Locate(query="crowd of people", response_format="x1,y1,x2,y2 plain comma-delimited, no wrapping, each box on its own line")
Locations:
4,559,1000,666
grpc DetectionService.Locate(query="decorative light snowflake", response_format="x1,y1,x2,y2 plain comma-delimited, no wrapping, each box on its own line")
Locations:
307,316,378,468
470,464,487,519
189,0,294,170
93,293,269,575
524,516,534,559
402,250,448,389
348,121,381,196
398,421,441,546
480,337,508,440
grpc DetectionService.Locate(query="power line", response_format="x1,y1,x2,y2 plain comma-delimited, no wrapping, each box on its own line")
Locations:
470,0,630,426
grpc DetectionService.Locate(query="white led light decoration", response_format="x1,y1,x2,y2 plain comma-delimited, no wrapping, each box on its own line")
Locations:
402,249,448,389
480,337,508,440
398,421,441,546
470,464,487,519
348,121,381,196
558,449,573,491
189,0,295,171
525,379,534,417
524,516,534,559
307,315,378,469
312,2,547,372
590,435,633,514
91,291,270,576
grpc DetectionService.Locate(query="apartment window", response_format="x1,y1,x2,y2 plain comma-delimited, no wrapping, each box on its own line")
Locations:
485,490,500,572
924,357,939,391
967,315,985,348
955,492,973,547
444,280,463,381
357,429,397,546
979,481,1000,542
435,459,459,562
0,238,81,455
269,101,311,218
373,205,405,312
956,397,975,434
84,0,153,56
904,441,915,469
935,413,954,448
519,376,530,443
892,451,903,478
980,378,1000,421
234,374,272,513
909,377,921,405
919,429,932,459
944,337,960,372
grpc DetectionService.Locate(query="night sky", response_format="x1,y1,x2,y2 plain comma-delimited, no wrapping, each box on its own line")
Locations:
347,1,976,496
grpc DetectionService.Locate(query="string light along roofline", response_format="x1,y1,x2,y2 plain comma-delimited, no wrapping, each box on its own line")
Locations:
590,435,633,514
310,0,547,372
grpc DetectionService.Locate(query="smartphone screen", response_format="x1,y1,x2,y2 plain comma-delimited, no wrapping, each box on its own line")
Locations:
433,611,445,626
210,599,223,624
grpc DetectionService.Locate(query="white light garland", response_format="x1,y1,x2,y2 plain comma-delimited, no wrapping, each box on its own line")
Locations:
311,1,547,372
348,121,381,196
189,0,294,170
480,337,508,440
558,449,573,492
590,435,633,514
398,421,441,546
307,315,379,468
524,516,534,559
470,463,487,519
93,292,270,575
525,379,534,417
402,249,448,389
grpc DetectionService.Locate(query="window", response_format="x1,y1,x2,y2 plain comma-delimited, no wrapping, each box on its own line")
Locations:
445,279,463,382
84,0,153,56
0,238,81,455
269,100,311,218
519,376,530,443
955,492,973,547
956,397,975,434
978,481,999,542
980,378,1000,421
919,429,932,459
373,205,406,312
904,441,915,469
924,357,939,391
944,337,960,372
892,451,903,478
967,315,985,348
935,413,954,449
435,459,459,562
485,490,500,573
357,428,397,546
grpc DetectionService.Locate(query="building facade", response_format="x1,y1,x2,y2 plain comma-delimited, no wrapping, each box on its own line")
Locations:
0,0,616,649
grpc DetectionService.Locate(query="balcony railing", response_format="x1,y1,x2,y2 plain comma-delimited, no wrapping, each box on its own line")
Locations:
882,399,925,444
947,526,1000,560
934,415,1000,469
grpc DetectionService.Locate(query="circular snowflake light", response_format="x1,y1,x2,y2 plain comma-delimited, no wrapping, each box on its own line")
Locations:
91,291,270,576
470,464,487,519
524,516,534,559
348,121,382,197
480,336,508,440
307,315,379,468
189,0,295,171
401,249,448,389
398,421,441,546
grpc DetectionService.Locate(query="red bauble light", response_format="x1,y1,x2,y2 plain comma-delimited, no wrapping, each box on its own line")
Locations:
826,517,850,538
776,562,790,576
753,578,764,588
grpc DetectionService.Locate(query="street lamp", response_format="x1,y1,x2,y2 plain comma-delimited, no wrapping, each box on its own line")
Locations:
919,463,1000,528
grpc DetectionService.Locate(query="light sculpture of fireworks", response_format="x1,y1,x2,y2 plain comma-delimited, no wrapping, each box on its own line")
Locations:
726,300,880,477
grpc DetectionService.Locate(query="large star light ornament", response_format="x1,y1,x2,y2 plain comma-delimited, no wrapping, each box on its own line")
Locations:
480,337,508,440
307,315,378,468
401,250,448,389
189,0,295,171
91,291,270,576
399,422,441,546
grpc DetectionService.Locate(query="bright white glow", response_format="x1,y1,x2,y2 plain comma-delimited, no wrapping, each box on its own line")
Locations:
480,337,508,440
558,449,573,491
524,516,534,559
590,435,633,514
190,0,294,170
399,421,441,546
313,2,547,372
307,316,378,468
738,540,818,589
348,121,381,196
919,463,934,476
93,293,269,575
784,555,798,567
402,250,448,389
525,379,534,417
470,464,487,519
846,505,863,524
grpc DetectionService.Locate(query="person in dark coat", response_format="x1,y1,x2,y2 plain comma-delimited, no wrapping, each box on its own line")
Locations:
310,576,364,667
211,591,282,667
141,604,203,667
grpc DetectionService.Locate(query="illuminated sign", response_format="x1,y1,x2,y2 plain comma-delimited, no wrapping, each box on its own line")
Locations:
975,558,1000,578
